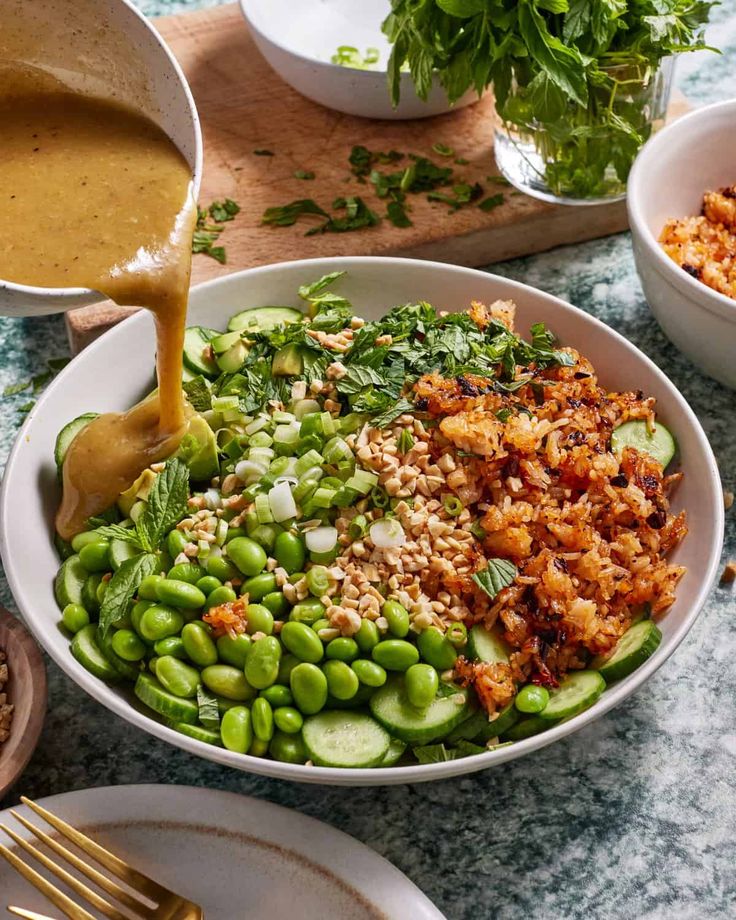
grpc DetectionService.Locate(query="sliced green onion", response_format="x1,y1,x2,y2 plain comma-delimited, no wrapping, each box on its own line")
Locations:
348,514,368,540
312,487,337,509
323,436,353,464
242,482,263,502
248,447,275,464
248,431,273,448
443,495,464,517
369,518,406,549
397,429,415,454
255,493,274,524
292,478,319,504
212,395,239,413
320,412,336,437
296,435,324,456
295,450,323,476
235,459,267,483
215,519,229,546
245,416,270,436
268,481,297,522
293,398,321,419
272,410,296,424
305,525,338,554
446,622,468,647
371,486,390,509
298,465,325,484
299,412,322,438
332,486,358,508
470,521,486,540
273,425,300,456
270,456,298,478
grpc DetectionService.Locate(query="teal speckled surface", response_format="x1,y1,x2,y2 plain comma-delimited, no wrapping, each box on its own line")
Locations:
1,4,735,919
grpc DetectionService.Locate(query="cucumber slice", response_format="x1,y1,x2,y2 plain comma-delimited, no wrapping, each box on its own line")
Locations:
467,625,511,664
54,533,75,561
445,700,518,743
183,326,220,378
168,720,223,746
216,339,248,374
591,620,662,682
302,711,390,768
54,413,98,470
109,538,139,571
611,420,676,469
502,714,555,741
134,673,199,724
445,708,487,744
539,670,606,722
380,737,407,767
487,701,519,738
71,624,120,682
54,554,87,610
272,344,303,376
96,628,142,681
227,306,302,333
369,677,471,744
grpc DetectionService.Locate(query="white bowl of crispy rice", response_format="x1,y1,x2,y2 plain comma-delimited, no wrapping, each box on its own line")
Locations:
0,258,724,785
628,99,736,390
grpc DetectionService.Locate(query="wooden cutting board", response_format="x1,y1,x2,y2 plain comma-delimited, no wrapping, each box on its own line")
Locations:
65,2,685,352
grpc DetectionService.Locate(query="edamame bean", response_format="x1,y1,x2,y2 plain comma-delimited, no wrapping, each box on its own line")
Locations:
241,573,277,601
220,706,252,754
262,591,290,619
288,572,306,585
515,684,550,714
155,579,206,610
355,619,380,653
166,528,189,559
138,605,184,642
382,599,410,638
225,527,247,543
269,730,308,764
111,629,146,662
216,633,251,668
182,622,218,667
196,575,222,596
204,586,237,610
250,524,281,553
322,660,359,701
350,659,387,688
249,737,269,757
305,565,329,598
156,656,200,698
62,603,89,634
417,627,457,670
166,563,204,585
372,640,419,672
273,707,303,734
71,531,106,552
290,663,328,715
79,539,110,573
154,636,188,659
405,663,439,709
251,697,274,742
138,574,165,601
131,599,153,637
277,653,299,684
281,621,324,663
289,598,326,626
325,638,359,663
202,664,255,701
244,636,282,690
227,537,267,577
246,604,274,636
81,574,102,615
260,684,293,707
311,618,330,635
206,555,239,582
273,531,306,574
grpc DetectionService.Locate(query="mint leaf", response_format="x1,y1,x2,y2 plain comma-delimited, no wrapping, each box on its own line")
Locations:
412,740,484,763
197,685,221,730
183,375,212,413
92,523,144,548
99,552,159,637
472,558,518,600
262,199,328,228
137,458,190,552
370,398,414,429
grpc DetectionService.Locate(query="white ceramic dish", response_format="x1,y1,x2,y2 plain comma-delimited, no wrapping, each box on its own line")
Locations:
0,0,202,317
628,99,736,390
239,0,478,119
0,257,724,786
0,785,444,919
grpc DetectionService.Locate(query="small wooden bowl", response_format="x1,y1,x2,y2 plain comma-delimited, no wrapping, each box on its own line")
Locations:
0,607,47,800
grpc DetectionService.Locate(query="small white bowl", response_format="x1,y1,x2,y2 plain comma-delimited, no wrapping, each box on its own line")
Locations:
0,0,202,317
0,257,724,786
628,99,736,389
239,0,478,120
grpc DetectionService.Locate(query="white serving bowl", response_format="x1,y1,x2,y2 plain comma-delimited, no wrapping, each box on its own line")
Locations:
0,257,724,786
239,0,478,119
628,99,736,389
0,0,202,317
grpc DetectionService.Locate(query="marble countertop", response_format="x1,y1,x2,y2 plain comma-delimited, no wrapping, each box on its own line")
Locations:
1,4,734,919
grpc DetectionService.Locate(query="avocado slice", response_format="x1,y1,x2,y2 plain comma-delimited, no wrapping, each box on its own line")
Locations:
272,343,303,376
176,415,219,482
118,468,157,516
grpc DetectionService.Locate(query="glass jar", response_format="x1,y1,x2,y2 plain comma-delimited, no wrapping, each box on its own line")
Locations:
493,57,676,206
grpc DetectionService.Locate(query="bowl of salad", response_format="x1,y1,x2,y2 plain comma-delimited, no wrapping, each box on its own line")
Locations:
0,258,723,785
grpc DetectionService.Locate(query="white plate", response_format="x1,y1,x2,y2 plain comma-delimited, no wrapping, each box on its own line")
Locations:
0,257,724,786
0,784,443,919
240,0,478,119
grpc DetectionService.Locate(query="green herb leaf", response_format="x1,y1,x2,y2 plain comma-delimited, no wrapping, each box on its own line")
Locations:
92,523,144,548
370,398,414,429
472,558,518,601
3,380,31,397
262,199,329,228
431,142,455,157
136,458,190,553
183,375,212,413
386,199,412,228
412,739,484,763
99,552,159,637
479,193,505,212
197,685,221,729
293,169,316,180
253,149,274,156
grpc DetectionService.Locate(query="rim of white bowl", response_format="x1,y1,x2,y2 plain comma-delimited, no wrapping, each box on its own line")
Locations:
0,0,203,303
628,98,736,323
1,256,725,785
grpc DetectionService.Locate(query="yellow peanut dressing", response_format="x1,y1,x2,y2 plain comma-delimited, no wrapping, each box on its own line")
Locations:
0,85,196,538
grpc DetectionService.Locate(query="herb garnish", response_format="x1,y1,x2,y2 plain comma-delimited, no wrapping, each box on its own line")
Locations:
193,199,240,264
472,558,518,601
98,553,159,637
3,356,70,416
293,170,316,180
479,194,505,213
263,197,379,236
253,149,274,156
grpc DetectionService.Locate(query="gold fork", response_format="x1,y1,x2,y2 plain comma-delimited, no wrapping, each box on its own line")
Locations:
1,796,203,920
